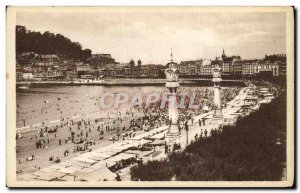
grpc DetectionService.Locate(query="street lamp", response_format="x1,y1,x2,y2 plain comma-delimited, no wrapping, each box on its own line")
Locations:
185,121,189,146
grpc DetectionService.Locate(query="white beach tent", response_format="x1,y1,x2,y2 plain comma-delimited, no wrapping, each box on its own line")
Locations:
77,167,116,181
17,173,39,181
33,170,66,181
74,157,98,164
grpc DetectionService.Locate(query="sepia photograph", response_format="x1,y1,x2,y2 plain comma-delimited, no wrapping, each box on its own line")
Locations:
6,6,294,187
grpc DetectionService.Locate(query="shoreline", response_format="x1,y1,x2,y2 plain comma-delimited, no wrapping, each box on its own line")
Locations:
16,86,243,177
17,78,247,87
16,86,243,131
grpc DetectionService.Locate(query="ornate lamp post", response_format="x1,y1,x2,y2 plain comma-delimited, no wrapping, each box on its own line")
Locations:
212,64,223,119
164,51,181,149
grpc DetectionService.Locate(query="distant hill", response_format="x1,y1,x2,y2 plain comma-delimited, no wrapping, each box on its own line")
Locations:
86,54,119,68
16,25,92,60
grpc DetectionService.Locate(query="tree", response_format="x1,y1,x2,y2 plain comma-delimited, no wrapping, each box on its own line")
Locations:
82,49,92,59
15,25,92,59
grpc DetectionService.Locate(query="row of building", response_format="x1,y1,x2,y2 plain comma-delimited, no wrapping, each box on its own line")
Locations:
178,50,286,78
16,51,287,81
63,60,163,80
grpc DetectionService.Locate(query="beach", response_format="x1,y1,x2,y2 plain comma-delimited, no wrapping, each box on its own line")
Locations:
16,85,242,177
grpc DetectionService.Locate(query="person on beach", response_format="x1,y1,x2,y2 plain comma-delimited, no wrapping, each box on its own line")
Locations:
64,150,69,157
36,141,39,149
195,133,198,141
54,157,60,163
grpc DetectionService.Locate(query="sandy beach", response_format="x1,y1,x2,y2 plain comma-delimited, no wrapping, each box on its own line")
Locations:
16,111,148,175
16,85,241,177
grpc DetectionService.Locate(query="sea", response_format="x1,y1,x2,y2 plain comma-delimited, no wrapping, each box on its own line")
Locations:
16,85,240,128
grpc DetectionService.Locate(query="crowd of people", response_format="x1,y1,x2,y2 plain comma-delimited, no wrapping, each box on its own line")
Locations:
16,86,241,176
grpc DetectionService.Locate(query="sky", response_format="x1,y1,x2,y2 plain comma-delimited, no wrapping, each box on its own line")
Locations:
16,8,287,64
